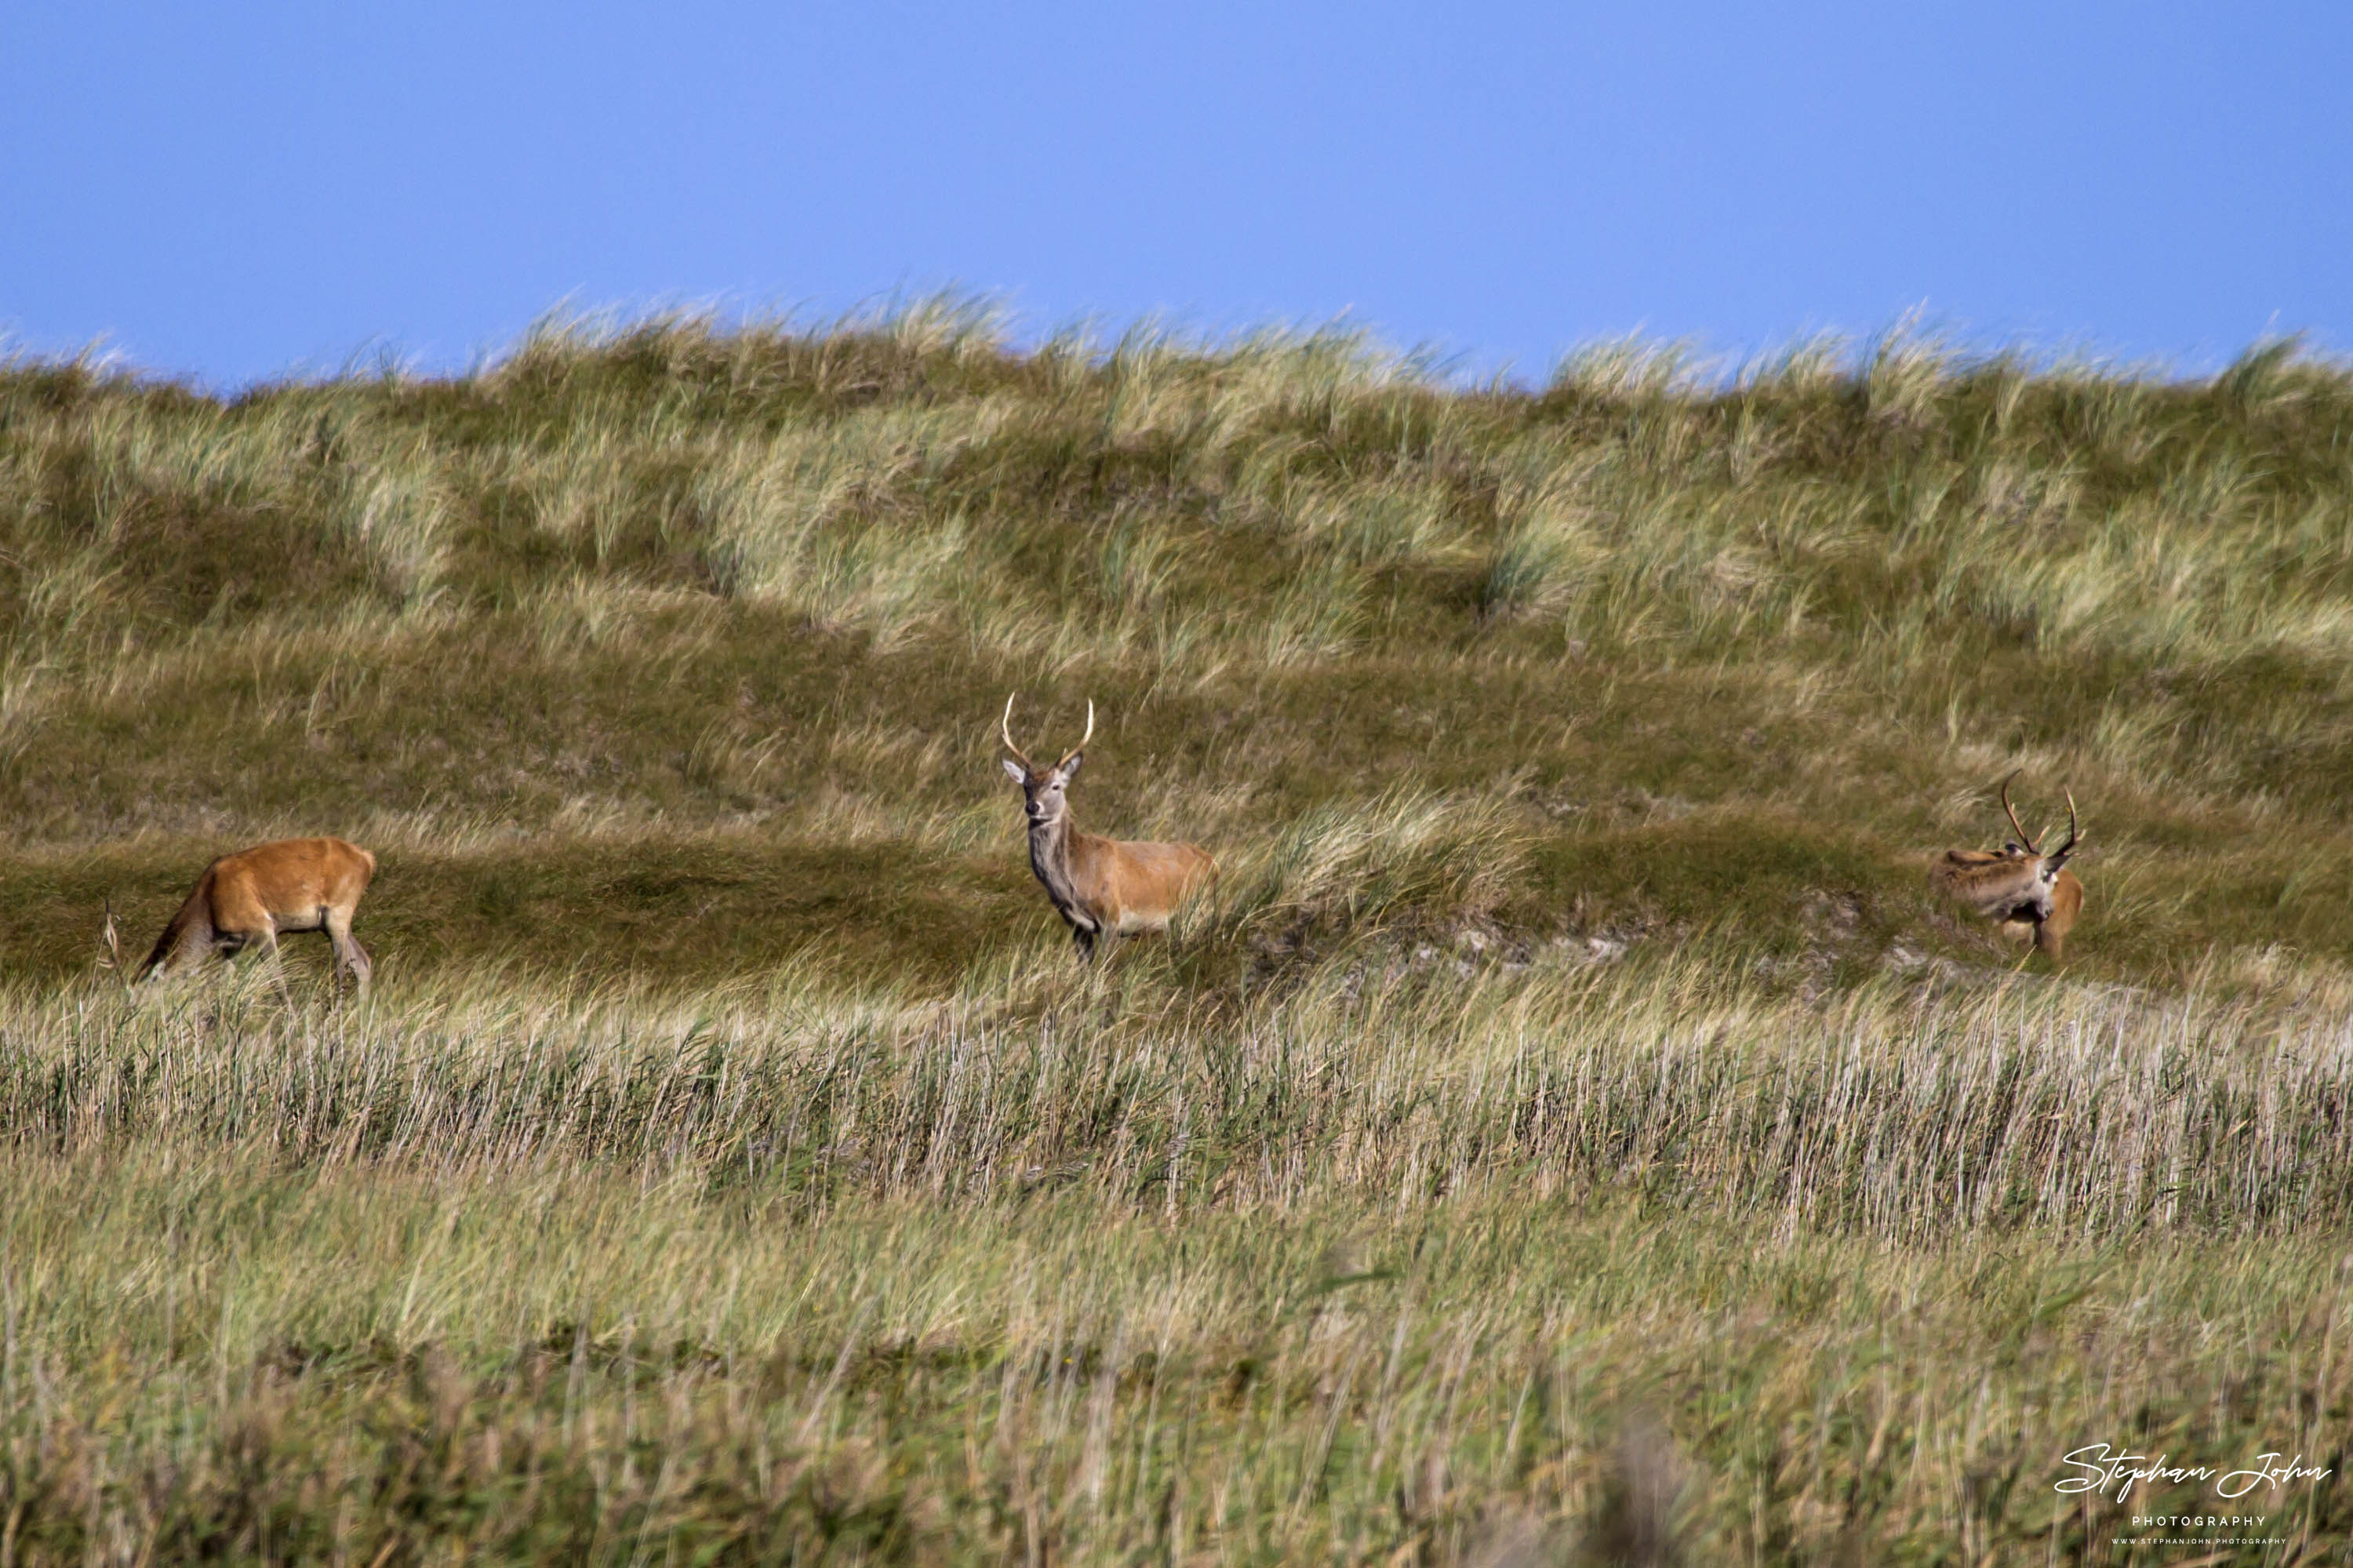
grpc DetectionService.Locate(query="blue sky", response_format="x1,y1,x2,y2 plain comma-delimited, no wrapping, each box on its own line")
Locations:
4,2,2348,387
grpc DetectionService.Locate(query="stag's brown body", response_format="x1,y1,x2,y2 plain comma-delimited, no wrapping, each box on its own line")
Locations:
1929,777,2084,959
1001,696,1217,960
140,836,376,991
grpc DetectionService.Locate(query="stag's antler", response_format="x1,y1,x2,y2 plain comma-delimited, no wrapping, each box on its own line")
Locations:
2046,788,2082,865
1999,771,2038,853
1054,700,1095,773
1000,693,1037,772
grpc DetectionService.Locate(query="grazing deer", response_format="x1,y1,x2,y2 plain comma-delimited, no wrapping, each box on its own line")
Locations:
999,695,1217,960
136,837,377,998
1929,774,2085,959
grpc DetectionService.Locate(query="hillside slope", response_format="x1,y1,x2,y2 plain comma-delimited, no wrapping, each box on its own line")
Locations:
5,307,2352,992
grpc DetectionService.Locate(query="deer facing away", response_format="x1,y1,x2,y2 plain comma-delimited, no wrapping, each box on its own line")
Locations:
999,695,1217,960
136,836,376,996
1929,775,2084,959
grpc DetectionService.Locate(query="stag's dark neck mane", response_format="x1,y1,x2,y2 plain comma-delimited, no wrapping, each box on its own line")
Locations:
1027,815,1100,934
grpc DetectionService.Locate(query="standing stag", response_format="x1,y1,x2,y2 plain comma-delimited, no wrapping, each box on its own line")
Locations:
1929,774,2085,959
999,695,1217,960
133,836,377,998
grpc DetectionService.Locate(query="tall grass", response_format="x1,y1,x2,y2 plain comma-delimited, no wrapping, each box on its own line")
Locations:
2,1159,2343,1563
1,956,2349,1561
8,950,2352,1234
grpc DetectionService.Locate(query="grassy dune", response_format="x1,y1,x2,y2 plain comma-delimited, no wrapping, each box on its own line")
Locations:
2,305,2351,1561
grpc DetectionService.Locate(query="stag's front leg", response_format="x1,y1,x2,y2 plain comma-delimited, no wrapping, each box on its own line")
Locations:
260,930,297,1008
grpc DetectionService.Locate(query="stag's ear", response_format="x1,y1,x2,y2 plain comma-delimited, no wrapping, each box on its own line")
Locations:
1001,757,1027,785
1058,751,1083,780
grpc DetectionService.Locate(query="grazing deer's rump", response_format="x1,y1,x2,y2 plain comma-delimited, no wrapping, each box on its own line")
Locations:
999,694,1217,960
140,836,376,993
1929,775,2085,959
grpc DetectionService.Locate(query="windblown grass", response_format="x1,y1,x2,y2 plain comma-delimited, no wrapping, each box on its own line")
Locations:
2,958,2349,1560
4,305,2353,1560
9,951,2353,1232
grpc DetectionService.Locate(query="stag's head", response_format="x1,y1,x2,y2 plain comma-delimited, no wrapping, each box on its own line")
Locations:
998,693,1093,828
1994,771,2082,883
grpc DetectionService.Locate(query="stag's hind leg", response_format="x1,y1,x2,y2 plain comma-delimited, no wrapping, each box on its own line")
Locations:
326,906,372,998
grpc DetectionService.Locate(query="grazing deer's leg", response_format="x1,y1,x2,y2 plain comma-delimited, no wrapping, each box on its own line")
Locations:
267,929,296,1007
326,908,371,995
